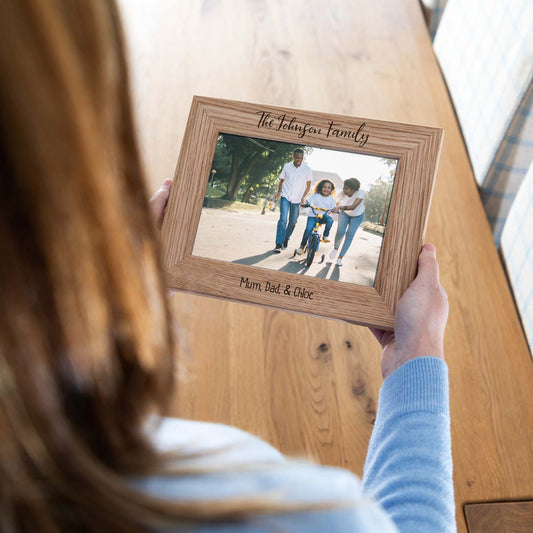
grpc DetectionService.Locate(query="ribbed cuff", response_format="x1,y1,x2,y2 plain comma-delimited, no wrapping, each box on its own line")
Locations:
378,357,449,422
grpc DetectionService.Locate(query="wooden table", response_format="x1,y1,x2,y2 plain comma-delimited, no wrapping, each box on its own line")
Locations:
119,1,533,531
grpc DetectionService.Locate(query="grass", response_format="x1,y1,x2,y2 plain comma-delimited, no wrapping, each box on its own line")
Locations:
205,185,225,198
203,194,264,213
362,221,385,236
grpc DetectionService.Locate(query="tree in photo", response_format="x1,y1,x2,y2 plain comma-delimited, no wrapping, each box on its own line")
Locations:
365,180,394,224
210,134,307,202
363,158,396,224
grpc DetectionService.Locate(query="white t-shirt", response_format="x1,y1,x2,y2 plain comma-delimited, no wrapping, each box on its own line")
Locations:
337,189,365,217
279,162,312,203
305,193,336,216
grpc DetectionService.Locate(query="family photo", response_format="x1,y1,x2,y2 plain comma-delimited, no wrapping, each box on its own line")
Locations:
192,133,398,286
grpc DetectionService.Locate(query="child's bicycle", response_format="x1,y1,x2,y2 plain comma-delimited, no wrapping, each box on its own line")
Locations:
294,206,333,267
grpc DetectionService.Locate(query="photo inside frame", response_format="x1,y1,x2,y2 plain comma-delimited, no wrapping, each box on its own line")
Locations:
192,132,398,287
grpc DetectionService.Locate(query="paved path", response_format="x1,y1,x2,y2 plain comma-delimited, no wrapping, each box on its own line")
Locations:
193,208,383,286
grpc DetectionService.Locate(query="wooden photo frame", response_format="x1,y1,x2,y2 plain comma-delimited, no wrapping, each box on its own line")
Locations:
161,97,443,330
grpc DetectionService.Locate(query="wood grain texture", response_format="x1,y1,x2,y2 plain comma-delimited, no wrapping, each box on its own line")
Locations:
464,501,533,533
168,293,381,471
118,1,533,532
160,97,442,329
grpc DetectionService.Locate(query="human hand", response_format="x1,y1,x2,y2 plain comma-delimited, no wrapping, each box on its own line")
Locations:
149,179,172,230
370,244,449,379
332,206,340,214
275,192,281,200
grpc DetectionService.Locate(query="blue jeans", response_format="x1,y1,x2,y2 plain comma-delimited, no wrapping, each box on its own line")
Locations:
276,197,300,245
300,215,333,247
334,211,364,257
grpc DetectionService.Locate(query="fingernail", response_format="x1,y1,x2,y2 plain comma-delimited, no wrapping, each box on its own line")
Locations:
163,179,172,186
423,243,436,254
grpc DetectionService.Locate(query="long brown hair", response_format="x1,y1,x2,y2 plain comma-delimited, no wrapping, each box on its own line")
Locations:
0,2,353,530
0,0,182,529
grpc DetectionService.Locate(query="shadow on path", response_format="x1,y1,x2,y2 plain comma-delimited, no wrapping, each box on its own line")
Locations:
314,262,333,279
278,260,311,275
233,251,277,266
231,250,346,282
329,264,341,281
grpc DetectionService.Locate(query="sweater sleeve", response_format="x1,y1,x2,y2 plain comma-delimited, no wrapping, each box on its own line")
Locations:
362,357,456,533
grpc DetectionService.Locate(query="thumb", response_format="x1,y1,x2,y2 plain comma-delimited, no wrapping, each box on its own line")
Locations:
415,244,440,285
150,179,172,202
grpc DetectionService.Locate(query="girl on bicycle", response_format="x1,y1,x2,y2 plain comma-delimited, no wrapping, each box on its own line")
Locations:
329,178,366,266
296,179,336,255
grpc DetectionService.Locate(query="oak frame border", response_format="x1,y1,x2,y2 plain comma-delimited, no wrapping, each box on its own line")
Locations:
161,96,443,330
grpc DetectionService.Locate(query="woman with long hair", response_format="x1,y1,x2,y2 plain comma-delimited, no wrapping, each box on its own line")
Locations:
0,1,454,531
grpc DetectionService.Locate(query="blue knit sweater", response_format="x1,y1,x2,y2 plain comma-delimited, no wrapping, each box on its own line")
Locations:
134,357,455,532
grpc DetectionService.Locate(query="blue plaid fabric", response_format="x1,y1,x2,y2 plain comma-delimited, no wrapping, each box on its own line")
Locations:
501,162,533,354
483,83,533,245
430,0,533,354
434,0,533,191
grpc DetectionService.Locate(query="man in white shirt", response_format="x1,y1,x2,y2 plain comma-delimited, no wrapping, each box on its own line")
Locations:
273,149,312,252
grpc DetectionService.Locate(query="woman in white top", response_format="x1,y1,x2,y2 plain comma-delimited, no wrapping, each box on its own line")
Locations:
330,178,366,266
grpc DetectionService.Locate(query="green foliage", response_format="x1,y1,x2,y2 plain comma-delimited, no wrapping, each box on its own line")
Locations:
364,181,393,224
204,185,224,198
210,136,233,186
209,133,309,202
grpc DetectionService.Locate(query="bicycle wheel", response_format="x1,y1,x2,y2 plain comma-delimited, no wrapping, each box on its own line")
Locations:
306,234,319,266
